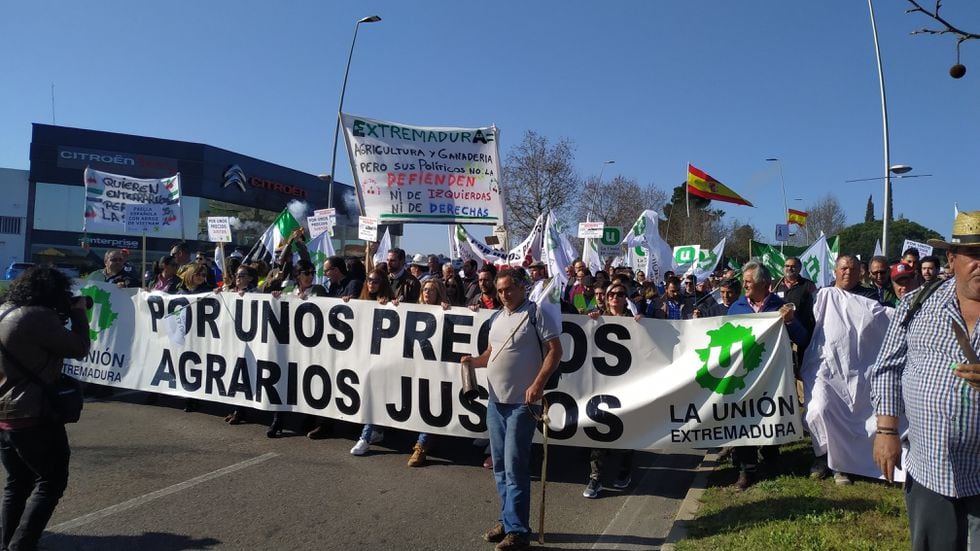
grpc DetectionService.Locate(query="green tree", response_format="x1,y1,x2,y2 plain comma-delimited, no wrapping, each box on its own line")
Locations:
864,195,875,223
662,183,725,248
838,218,943,260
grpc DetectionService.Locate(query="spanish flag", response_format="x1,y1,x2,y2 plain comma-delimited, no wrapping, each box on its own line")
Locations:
686,164,753,206
788,208,808,226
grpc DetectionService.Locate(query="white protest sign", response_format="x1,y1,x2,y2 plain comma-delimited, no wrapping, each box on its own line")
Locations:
307,215,332,239
358,216,379,241
207,217,232,242
578,221,605,239
66,285,805,451
84,168,181,234
124,204,165,233
901,239,933,258
341,113,504,225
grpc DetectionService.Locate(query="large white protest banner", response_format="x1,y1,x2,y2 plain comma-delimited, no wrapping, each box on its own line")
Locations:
65,283,804,451
341,113,504,225
84,167,180,234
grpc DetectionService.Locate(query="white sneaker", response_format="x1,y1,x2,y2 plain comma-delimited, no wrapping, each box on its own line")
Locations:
582,478,602,499
350,439,370,456
833,472,852,486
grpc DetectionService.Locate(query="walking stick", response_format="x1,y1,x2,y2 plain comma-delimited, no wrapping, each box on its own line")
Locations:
537,397,549,545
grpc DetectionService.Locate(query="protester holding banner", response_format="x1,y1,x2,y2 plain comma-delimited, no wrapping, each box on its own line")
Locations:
648,277,692,320
221,266,259,426
871,211,980,549
836,256,878,301
468,265,502,312
322,256,359,299
727,261,809,490
176,264,214,295
404,278,453,467
0,267,91,551
349,269,398,453
461,259,480,304
443,263,466,307
86,249,140,288
461,269,563,551
583,282,638,498
387,248,421,304
149,257,181,293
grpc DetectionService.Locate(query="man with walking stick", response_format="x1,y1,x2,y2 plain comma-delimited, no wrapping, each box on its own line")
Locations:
461,268,562,551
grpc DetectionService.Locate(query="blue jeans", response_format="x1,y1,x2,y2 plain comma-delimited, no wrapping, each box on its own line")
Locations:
359,425,427,445
0,423,71,551
487,401,539,535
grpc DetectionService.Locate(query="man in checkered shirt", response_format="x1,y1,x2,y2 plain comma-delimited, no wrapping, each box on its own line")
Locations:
870,211,980,550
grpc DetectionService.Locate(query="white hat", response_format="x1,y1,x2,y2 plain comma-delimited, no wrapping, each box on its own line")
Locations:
411,253,428,266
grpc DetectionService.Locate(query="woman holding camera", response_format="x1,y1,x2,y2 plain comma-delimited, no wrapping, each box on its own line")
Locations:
0,267,91,551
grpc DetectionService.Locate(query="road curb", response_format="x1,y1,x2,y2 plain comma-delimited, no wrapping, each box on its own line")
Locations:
660,451,720,550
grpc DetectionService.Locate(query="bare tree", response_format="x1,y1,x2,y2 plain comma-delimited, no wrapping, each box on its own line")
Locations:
804,194,847,238
907,0,979,78
576,175,669,231
724,221,760,263
502,131,580,245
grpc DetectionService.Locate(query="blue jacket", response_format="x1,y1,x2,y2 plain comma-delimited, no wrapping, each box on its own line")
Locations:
726,293,810,348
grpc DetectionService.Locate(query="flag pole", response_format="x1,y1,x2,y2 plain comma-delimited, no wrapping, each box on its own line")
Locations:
141,232,147,290
217,242,226,287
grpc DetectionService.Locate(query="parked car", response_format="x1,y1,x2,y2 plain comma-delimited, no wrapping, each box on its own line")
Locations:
4,262,34,280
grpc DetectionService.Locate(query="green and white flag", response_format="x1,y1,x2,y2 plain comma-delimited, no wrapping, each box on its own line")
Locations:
244,208,301,264
800,234,834,288
621,210,673,284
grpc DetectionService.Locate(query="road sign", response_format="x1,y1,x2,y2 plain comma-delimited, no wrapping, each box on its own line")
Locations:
775,224,789,242
598,226,622,258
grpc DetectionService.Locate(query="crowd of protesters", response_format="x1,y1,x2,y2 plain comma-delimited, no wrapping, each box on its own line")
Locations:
6,212,977,550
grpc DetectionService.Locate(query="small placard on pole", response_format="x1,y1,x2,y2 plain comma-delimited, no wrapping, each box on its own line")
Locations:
207,217,233,242
358,216,379,241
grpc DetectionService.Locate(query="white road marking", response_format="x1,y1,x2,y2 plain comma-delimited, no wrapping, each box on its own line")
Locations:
46,452,279,534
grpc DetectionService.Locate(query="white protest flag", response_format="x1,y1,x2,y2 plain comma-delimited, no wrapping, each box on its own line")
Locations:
621,210,674,284
585,238,604,275
305,230,336,287
452,224,507,265
801,287,904,481
84,167,181,234
214,246,225,285
560,233,578,266
529,276,563,325
163,303,189,347
448,225,460,259
688,238,726,283
873,239,883,258
541,210,573,291
799,233,834,288
244,208,301,264
506,212,546,267
373,227,391,265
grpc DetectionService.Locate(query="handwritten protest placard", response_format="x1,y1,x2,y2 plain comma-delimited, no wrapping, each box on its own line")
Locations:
307,215,332,239
341,113,504,225
84,168,181,233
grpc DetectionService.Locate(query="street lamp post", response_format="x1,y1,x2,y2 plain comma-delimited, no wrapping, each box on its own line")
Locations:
765,158,790,250
327,15,381,209
867,0,894,256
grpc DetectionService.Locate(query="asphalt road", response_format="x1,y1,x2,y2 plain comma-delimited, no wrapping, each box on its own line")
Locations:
32,392,704,551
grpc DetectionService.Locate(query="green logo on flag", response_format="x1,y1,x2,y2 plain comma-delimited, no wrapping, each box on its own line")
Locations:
80,285,118,341
694,322,766,395
804,256,820,281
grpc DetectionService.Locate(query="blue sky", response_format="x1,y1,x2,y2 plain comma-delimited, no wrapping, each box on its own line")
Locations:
2,1,978,255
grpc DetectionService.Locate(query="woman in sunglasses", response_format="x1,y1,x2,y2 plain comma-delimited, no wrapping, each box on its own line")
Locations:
582,283,639,498
345,269,398,455
267,260,327,438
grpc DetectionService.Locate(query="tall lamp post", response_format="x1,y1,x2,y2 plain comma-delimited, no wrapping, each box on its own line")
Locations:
867,0,895,256
327,15,382,209
585,160,615,268
765,158,790,250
